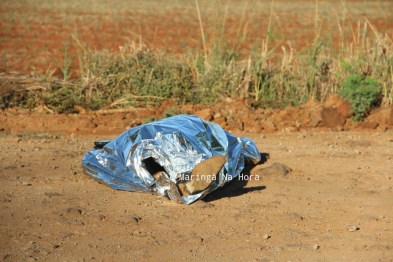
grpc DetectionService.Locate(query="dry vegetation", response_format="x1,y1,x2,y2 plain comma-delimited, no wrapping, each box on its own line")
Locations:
1,0,392,120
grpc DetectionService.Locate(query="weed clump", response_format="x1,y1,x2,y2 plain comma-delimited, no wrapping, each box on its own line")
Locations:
79,45,197,110
338,75,381,122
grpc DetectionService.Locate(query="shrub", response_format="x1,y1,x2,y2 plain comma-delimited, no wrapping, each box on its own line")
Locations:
338,75,381,122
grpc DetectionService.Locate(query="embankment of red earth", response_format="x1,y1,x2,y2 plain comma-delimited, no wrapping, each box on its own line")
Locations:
1,94,392,136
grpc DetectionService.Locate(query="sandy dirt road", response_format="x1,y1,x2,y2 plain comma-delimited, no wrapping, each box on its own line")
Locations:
1,129,392,261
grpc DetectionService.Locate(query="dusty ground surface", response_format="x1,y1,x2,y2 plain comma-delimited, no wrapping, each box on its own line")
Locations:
1,1,393,260
1,113,393,261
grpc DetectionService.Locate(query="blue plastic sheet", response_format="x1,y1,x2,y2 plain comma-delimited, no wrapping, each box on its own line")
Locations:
82,115,260,204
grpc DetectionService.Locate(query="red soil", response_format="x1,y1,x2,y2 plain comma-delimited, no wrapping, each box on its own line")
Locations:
1,1,392,77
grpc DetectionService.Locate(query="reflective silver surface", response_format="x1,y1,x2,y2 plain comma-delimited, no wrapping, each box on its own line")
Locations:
82,115,260,204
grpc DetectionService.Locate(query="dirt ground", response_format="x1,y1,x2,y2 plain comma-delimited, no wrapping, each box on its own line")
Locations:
1,110,393,261
1,1,393,260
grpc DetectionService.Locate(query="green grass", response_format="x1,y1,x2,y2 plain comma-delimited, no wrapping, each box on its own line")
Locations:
1,0,392,117
339,75,381,121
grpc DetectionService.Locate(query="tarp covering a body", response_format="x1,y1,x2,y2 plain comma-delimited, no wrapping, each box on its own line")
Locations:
82,114,260,204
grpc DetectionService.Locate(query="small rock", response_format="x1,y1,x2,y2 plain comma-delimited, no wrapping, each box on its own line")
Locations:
309,113,321,127
186,236,203,245
63,207,82,218
263,234,270,240
93,214,106,221
123,216,139,225
313,244,319,250
273,246,282,252
285,213,303,221
260,162,292,177
213,112,222,119
347,225,359,232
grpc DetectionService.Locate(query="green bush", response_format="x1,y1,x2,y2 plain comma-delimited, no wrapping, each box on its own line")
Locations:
338,75,381,122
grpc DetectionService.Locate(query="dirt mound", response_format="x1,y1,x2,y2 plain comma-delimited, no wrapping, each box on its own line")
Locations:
1,95,392,136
